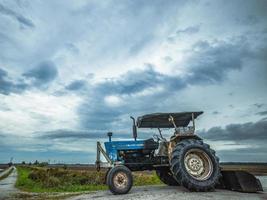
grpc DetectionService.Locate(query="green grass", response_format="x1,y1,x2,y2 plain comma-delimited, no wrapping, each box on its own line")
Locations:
16,167,48,192
16,166,162,193
133,172,162,186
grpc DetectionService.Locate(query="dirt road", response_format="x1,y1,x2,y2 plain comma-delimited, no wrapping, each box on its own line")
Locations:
68,176,267,200
0,167,18,200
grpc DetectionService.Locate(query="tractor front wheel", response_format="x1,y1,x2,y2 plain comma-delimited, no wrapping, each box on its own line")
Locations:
106,165,133,195
170,139,221,192
156,168,179,186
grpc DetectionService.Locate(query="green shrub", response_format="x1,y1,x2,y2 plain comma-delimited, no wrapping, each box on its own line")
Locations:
28,171,39,181
37,162,48,167
43,176,60,188
28,168,48,182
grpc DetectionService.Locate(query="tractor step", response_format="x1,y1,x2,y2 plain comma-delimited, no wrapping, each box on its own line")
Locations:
217,170,263,192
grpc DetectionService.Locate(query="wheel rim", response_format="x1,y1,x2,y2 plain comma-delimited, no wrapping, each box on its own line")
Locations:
113,172,128,189
184,148,213,181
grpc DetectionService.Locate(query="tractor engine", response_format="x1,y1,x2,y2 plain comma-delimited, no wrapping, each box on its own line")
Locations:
120,139,168,171
121,150,169,171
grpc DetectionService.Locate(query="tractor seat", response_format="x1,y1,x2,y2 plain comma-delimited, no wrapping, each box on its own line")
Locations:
143,138,159,150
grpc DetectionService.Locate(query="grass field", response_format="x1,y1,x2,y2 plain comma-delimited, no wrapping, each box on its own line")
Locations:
15,166,162,193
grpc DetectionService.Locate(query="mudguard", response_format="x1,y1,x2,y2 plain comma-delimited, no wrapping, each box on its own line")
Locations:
217,170,263,192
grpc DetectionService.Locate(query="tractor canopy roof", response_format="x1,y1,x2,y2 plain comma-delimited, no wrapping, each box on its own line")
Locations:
136,112,203,128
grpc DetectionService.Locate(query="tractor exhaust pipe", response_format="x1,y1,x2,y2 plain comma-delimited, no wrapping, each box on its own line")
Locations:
130,116,137,141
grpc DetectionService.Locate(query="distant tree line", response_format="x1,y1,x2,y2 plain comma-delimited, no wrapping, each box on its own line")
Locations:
21,160,48,167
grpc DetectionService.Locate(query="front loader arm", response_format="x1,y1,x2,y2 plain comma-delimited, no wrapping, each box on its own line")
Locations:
96,141,112,171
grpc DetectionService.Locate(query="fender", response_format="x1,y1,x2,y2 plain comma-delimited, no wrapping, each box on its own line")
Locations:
168,134,202,160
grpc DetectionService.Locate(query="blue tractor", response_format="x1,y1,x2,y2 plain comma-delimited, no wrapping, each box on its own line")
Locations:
96,112,263,194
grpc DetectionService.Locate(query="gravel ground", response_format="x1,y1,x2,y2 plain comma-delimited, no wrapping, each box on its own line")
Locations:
68,176,267,200
68,186,267,200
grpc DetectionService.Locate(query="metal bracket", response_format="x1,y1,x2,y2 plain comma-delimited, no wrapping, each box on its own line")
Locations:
192,113,195,133
168,115,178,130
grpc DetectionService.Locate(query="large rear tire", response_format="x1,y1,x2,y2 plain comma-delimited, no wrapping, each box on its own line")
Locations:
170,139,221,192
106,166,133,195
156,168,179,186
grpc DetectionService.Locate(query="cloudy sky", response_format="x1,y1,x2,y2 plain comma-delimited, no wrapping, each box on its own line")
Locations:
0,0,267,164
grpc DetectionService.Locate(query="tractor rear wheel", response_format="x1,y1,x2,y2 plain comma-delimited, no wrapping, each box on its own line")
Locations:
106,165,133,195
156,168,179,186
170,139,221,192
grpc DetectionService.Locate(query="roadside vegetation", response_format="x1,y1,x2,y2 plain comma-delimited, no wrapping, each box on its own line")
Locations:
16,166,162,193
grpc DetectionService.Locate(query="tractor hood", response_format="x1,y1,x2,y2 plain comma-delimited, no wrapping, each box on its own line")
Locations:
136,112,203,128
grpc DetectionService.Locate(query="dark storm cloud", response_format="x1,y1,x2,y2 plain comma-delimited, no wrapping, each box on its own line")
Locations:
212,111,220,115
65,80,87,91
0,68,7,77
168,25,200,42
77,59,267,138
252,103,265,108
187,38,249,84
0,3,34,28
234,0,267,25
199,119,267,161
176,25,200,35
23,60,58,86
78,66,186,130
256,111,267,116
78,38,255,130
164,56,173,62
199,119,267,141
117,38,249,94
38,129,130,139
79,103,124,130
0,61,58,95
0,68,28,95
98,65,185,95
168,35,258,87
235,14,259,26
40,130,99,139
